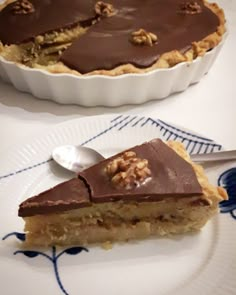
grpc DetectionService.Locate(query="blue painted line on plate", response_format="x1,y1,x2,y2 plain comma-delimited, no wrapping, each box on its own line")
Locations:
218,168,236,220
140,117,150,127
185,140,192,150
0,159,52,181
163,129,169,137
140,117,221,152
141,117,160,128
2,232,89,295
172,134,178,140
176,136,221,150
203,144,210,154
81,115,130,145
189,143,197,155
118,116,137,130
166,132,174,141
158,119,214,142
131,117,145,127
196,143,204,154
110,115,123,123
210,145,215,153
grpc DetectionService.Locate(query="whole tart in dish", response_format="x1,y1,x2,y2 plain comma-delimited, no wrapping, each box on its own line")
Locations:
0,0,225,76
18,139,227,247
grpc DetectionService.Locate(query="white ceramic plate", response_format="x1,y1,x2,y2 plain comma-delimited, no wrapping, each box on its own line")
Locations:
0,34,227,107
0,114,235,295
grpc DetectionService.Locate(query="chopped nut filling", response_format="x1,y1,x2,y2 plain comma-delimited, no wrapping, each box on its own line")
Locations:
12,0,35,15
105,151,151,189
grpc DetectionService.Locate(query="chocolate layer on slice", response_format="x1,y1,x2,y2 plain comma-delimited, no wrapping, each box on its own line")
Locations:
0,0,96,44
60,0,219,72
19,178,90,217
19,139,202,217
80,139,202,202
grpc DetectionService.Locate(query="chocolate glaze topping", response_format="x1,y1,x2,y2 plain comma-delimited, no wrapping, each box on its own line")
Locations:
0,0,219,73
80,139,202,202
60,0,219,72
19,178,90,217
0,0,96,44
19,139,202,217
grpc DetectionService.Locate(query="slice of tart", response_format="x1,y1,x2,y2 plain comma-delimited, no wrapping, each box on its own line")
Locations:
18,139,227,247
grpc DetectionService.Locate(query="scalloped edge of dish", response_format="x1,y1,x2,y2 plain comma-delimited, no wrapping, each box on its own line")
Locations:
0,32,227,107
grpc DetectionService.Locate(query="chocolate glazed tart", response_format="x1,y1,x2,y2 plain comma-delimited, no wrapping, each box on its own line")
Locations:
18,139,227,247
0,0,226,75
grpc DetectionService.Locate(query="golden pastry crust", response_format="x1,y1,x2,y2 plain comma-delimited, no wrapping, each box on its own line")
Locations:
0,0,226,76
0,0,14,10
167,141,227,203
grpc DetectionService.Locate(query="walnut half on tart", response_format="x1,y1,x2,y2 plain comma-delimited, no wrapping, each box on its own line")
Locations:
18,139,227,247
0,0,226,76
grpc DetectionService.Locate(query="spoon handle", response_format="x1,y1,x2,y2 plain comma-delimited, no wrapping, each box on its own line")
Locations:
191,149,236,163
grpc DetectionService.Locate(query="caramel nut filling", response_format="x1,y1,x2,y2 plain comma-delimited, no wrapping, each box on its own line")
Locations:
105,151,151,189
131,29,158,47
12,0,35,15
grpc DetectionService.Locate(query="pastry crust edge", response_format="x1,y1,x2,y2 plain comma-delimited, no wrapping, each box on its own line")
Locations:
167,141,228,204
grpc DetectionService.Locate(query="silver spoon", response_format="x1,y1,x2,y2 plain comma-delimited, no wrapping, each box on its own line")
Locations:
52,145,236,173
52,145,105,173
190,149,236,163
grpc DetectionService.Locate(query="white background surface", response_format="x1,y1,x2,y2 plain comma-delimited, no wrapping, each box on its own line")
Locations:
0,0,235,156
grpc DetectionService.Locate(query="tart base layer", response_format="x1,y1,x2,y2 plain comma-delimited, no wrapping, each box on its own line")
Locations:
0,0,226,76
21,141,227,247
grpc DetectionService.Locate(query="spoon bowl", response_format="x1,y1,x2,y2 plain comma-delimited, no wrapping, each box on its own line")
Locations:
52,145,105,174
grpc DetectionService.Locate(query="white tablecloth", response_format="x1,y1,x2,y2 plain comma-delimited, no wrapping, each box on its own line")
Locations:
0,0,235,155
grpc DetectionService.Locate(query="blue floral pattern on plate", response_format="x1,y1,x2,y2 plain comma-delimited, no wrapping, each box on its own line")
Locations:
218,168,236,219
2,232,88,295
